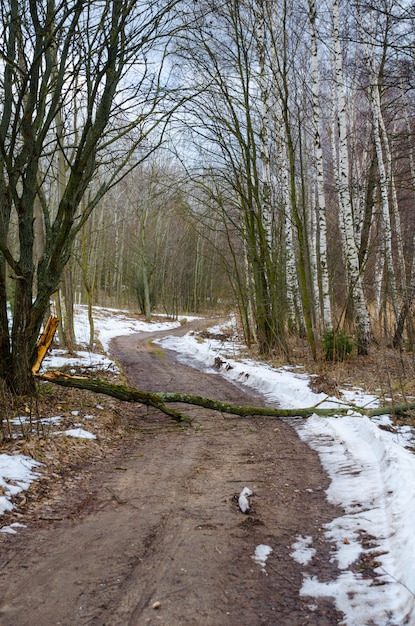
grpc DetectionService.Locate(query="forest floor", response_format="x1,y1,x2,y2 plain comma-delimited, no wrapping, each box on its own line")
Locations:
0,318,414,625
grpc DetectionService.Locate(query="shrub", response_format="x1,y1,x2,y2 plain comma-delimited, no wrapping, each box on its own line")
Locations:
323,329,354,362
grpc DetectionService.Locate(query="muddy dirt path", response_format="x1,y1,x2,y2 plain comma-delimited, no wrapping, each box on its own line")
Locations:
0,320,344,625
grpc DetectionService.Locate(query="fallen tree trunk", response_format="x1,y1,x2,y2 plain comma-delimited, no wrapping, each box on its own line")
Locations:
37,371,414,423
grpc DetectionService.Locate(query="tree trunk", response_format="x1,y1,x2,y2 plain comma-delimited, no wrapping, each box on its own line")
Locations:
332,0,372,354
38,370,414,423
368,73,398,325
60,265,76,353
0,264,11,382
309,0,332,333
12,280,36,394
142,259,152,323
392,73,415,347
81,222,96,350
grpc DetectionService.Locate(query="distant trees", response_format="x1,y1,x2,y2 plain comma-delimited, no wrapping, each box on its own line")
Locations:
68,161,232,325
170,0,292,353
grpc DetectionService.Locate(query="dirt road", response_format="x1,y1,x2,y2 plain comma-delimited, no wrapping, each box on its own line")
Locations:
0,320,344,625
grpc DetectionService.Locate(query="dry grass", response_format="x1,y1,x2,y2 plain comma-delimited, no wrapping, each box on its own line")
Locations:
0,367,132,491
0,371,143,532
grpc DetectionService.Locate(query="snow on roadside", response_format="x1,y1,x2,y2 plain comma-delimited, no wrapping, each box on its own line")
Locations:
156,331,379,410
0,454,42,518
0,521,27,535
72,305,182,352
63,428,97,440
42,304,182,371
297,414,415,624
157,328,415,625
42,349,115,372
290,536,316,566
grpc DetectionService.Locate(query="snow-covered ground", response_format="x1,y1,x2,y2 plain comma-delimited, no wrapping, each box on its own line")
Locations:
1,306,415,624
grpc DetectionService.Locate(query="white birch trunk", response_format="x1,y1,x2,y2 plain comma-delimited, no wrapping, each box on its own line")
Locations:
243,232,257,343
350,110,371,252
379,113,406,289
392,75,415,345
332,0,371,351
357,5,401,327
330,58,348,267
270,89,299,326
255,1,273,250
309,0,332,331
308,186,320,327
371,82,398,320
285,208,301,325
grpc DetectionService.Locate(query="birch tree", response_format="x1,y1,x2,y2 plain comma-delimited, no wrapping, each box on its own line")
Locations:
393,69,415,346
308,0,332,333
357,2,401,330
175,0,289,354
266,0,319,357
331,0,372,353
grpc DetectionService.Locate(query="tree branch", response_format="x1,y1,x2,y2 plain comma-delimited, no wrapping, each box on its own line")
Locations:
36,371,409,424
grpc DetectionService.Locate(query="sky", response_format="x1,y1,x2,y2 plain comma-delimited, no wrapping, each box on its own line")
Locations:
1,306,415,625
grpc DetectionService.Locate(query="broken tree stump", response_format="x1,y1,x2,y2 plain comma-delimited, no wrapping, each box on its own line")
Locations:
32,316,59,375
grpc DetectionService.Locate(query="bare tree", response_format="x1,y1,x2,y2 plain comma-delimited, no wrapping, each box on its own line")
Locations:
173,0,294,354
0,0,184,392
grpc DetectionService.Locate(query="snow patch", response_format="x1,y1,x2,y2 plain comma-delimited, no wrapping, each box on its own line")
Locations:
252,544,273,572
64,428,97,440
0,454,42,520
290,536,316,565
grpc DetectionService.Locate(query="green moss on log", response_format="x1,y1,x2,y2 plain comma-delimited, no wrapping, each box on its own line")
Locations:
37,371,414,423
